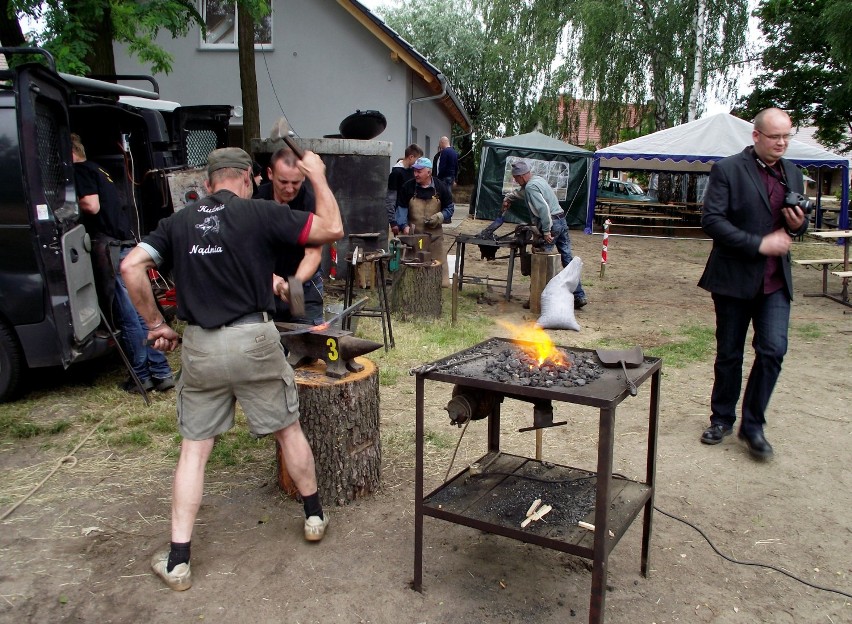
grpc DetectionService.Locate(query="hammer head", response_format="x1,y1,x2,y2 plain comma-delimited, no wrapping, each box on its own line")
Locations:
287,276,305,318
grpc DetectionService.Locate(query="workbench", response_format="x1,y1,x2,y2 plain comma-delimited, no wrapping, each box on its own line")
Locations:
452,234,526,300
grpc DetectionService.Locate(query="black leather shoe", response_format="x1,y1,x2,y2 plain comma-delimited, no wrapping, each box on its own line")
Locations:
738,429,773,460
700,423,732,445
574,296,588,309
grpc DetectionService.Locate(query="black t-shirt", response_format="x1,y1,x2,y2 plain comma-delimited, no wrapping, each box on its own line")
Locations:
142,189,312,328
252,179,317,279
73,160,134,240
387,164,414,192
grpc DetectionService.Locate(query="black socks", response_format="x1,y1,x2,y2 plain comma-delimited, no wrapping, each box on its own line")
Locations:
167,541,191,572
303,492,323,520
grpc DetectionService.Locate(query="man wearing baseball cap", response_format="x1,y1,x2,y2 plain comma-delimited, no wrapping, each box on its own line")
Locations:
121,146,343,591
503,159,588,307
395,156,455,287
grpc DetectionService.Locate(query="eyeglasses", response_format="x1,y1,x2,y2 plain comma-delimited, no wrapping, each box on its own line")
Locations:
756,128,794,142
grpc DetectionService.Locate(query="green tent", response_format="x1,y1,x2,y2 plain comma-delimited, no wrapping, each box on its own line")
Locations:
474,131,592,227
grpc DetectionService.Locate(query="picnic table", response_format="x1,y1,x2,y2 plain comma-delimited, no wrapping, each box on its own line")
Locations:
803,230,852,309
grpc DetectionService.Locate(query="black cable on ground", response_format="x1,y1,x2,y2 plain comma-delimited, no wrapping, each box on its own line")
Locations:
470,469,852,600
654,505,852,601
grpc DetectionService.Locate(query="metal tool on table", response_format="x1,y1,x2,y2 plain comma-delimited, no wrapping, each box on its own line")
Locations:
595,346,644,396
388,238,402,272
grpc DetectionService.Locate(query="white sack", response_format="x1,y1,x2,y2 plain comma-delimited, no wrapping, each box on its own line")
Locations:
536,257,582,331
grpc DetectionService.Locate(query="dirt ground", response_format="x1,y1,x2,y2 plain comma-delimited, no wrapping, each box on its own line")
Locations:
1,212,851,624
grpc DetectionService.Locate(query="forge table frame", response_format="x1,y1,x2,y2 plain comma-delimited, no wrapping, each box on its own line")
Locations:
453,234,525,300
412,342,662,624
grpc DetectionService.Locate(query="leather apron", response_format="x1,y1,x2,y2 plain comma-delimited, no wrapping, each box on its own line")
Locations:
409,195,449,286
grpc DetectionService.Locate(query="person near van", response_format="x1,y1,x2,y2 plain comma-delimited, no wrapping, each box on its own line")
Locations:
121,147,343,591
253,147,324,324
698,107,807,460
395,156,455,287
386,143,423,236
503,159,588,308
70,134,174,393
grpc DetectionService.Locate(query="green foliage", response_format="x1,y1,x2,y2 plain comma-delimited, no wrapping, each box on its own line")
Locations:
13,0,204,74
572,0,749,141
738,0,852,154
208,428,269,467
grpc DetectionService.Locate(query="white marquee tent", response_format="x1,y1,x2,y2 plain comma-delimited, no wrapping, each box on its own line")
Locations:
586,114,849,233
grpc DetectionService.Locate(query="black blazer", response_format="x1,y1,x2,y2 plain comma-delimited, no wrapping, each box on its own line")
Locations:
698,147,807,300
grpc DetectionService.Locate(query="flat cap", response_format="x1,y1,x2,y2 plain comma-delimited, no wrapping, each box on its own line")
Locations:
511,160,531,176
207,147,252,175
412,156,433,170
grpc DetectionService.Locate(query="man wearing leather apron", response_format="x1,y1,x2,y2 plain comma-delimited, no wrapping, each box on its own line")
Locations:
395,157,455,287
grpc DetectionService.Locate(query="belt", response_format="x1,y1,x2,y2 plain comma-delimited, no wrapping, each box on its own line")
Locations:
551,211,565,219
223,311,270,327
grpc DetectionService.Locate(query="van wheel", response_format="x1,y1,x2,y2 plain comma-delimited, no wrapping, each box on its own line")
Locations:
0,322,24,403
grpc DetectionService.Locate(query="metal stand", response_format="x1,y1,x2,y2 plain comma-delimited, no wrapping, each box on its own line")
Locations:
413,343,662,624
343,248,394,351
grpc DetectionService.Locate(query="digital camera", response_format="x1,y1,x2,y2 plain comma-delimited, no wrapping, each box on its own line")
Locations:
784,191,814,214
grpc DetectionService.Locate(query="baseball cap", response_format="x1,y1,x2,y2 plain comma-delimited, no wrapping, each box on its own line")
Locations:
511,160,531,176
207,147,252,175
412,157,433,170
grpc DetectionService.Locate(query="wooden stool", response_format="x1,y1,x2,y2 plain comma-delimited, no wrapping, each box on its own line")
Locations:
277,357,381,506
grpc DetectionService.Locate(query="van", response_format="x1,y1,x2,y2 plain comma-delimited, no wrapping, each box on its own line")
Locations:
0,47,231,401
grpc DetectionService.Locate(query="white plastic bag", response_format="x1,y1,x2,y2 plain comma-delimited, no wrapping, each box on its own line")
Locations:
536,257,582,331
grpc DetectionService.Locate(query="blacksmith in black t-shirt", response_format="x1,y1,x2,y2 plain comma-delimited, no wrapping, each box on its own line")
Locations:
121,147,343,591
253,147,324,324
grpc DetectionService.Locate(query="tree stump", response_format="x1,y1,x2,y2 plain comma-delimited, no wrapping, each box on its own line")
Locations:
390,260,443,320
530,251,561,314
276,357,381,506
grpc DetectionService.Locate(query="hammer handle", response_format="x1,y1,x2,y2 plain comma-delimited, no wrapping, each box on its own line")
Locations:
282,134,305,160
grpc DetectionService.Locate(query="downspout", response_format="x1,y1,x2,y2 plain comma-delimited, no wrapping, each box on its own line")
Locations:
407,73,447,145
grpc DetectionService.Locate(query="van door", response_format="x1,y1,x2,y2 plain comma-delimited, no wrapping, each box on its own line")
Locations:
15,65,100,365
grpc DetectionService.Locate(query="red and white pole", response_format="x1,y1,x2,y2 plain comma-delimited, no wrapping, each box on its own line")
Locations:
600,219,610,278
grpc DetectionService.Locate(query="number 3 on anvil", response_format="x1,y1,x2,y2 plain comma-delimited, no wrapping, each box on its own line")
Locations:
327,337,339,361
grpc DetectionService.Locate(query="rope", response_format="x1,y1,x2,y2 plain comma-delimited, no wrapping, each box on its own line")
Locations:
0,415,106,522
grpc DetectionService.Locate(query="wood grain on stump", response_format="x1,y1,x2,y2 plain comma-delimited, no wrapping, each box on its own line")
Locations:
390,260,442,320
276,357,381,506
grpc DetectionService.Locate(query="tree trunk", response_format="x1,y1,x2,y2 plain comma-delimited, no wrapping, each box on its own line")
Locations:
237,3,260,154
81,5,116,76
390,261,443,320
277,358,381,506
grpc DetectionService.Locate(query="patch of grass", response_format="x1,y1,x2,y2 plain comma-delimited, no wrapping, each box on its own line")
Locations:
149,414,176,434
424,429,454,450
46,420,71,435
109,429,152,447
379,367,400,387
208,428,269,467
10,421,42,438
793,323,823,340
645,325,715,368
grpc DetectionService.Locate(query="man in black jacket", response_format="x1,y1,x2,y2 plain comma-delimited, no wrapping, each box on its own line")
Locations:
698,108,808,460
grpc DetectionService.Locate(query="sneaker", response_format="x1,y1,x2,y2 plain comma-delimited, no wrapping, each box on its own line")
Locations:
152,376,175,392
574,296,589,309
120,378,154,394
304,514,329,542
150,550,192,591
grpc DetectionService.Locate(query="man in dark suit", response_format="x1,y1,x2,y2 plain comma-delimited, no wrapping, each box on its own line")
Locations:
698,107,808,460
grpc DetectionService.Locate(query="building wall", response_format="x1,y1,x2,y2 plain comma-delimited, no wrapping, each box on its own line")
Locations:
113,0,451,161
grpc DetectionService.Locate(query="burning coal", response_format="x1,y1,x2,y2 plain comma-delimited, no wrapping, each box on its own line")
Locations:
484,346,602,388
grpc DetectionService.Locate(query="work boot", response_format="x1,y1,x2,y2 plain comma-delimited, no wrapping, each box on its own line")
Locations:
152,376,175,392
574,296,589,309
120,378,154,394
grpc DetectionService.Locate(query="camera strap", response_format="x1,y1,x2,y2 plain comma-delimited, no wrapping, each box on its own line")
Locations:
751,148,790,189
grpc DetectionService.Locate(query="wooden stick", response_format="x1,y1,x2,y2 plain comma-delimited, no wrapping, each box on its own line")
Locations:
578,521,595,532
520,504,552,527
526,499,542,517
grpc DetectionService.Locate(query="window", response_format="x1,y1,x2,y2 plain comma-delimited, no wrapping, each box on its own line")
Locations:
200,0,273,49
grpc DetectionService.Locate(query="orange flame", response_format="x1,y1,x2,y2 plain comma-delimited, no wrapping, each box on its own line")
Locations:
497,321,567,366
311,323,330,333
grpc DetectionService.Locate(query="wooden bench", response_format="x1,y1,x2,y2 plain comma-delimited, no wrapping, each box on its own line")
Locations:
795,258,846,297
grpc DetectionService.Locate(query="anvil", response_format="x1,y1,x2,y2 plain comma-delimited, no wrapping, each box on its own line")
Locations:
276,323,382,378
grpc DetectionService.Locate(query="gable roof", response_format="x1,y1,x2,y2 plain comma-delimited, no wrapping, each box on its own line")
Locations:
485,131,592,156
337,0,472,132
596,113,849,172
